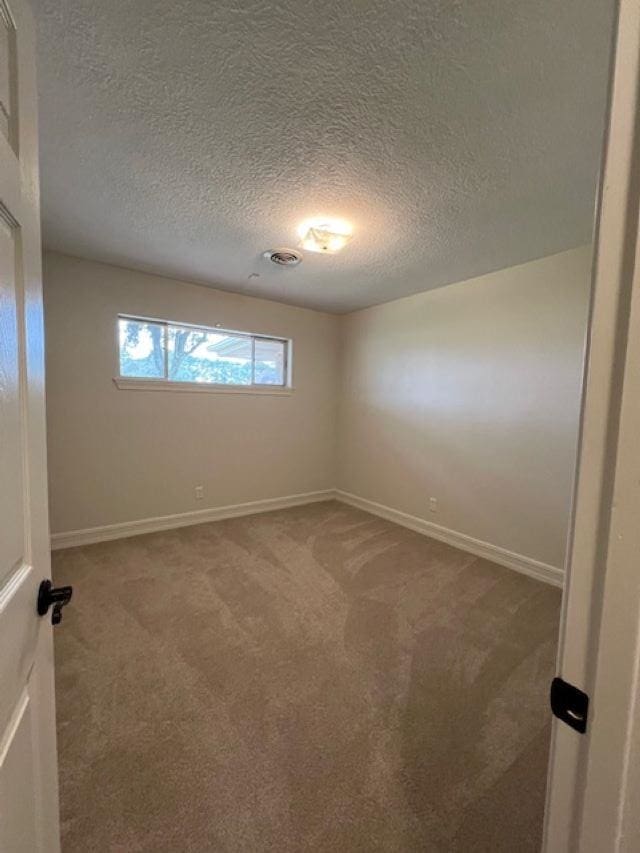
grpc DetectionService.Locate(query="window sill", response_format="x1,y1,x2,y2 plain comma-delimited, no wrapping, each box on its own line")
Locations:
113,377,294,396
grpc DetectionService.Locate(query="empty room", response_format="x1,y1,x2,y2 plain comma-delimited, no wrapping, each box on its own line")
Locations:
7,0,640,851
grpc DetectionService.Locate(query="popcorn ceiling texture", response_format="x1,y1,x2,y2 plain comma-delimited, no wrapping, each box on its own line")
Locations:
32,0,613,313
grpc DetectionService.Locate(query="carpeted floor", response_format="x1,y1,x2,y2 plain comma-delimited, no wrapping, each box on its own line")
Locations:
52,500,561,852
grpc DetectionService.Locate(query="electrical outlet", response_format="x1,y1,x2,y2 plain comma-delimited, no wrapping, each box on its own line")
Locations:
429,497,438,514
195,485,204,501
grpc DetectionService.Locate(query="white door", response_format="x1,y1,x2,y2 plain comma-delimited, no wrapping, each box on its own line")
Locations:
543,0,640,850
0,0,61,851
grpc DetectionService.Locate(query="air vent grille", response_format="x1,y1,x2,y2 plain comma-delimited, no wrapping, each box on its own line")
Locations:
265,248,303,267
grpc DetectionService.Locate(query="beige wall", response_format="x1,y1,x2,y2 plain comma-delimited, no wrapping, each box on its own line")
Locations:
43,252,339,534
337,247,592,569
45,248,591,571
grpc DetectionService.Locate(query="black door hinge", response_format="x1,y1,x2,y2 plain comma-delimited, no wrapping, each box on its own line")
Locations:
550,677,589,734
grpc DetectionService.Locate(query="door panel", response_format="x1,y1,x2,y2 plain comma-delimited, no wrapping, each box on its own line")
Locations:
0,565,38,741
0,0,60,849
0,688,38,853
0,212,23,583
0,1,16,150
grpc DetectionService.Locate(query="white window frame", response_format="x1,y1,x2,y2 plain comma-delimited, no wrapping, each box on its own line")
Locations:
113,314,293,395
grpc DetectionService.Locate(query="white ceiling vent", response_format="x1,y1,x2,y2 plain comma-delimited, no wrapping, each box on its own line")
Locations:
264,248,303,267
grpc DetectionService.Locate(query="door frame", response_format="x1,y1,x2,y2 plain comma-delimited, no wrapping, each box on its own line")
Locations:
543,0,640,849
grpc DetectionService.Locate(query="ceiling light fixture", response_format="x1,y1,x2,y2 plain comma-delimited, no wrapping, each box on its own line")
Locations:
297,217,353,254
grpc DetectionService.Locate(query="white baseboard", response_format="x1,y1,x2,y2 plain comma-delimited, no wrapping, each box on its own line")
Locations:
334,490,563,588
50,490,336,550
51,487,564,588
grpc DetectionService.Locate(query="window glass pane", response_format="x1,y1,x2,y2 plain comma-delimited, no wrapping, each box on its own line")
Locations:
168,326,252,385
119,318,166,378
254,338,286,385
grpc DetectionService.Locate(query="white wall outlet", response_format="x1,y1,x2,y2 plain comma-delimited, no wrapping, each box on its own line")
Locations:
195,485,204,501
429,497,438,513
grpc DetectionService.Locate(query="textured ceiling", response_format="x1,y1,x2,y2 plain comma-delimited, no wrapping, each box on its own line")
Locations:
32,0,614,313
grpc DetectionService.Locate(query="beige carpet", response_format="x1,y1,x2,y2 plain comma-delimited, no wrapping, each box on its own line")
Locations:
52,500,561,852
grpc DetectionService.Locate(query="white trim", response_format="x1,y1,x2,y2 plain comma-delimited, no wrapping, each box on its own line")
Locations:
113,377,293,395
50,486,564,588
335,489,563,587
50,490,335,550
543,2,640,849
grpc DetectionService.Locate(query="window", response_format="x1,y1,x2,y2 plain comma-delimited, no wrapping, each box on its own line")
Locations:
118,317,289,389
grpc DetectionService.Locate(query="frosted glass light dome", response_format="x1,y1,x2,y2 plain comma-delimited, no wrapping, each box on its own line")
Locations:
297,217,353,254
